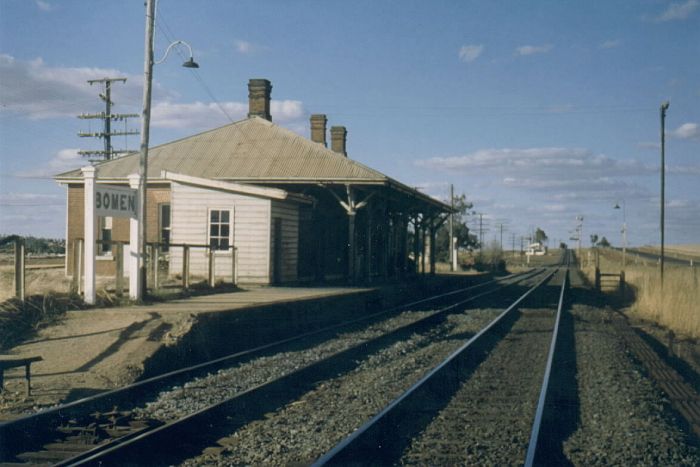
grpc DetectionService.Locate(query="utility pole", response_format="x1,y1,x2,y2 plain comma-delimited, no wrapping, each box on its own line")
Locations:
576,215,584,261
449,184,454,271
511,232,516,257
78,78,139,161
499,223,504,250
479,213,484,251
660,101,669,287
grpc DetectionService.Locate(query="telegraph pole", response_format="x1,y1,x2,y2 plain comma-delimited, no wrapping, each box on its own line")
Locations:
660,101,669,287
78,78,139,161
479,213,483,250
449,184,454,271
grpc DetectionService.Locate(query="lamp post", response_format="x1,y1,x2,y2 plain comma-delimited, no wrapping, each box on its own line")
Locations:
614,200,626,270
660,101,669,288
136,0,198,299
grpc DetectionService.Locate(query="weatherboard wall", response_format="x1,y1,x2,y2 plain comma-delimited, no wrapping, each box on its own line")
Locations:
169,181,272,284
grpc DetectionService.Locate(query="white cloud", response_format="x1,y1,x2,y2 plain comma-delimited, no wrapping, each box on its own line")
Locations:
0,54,146,119
637,141,660,150
234,40,253,54
233,39,267,55
35,1,53,11
151,99,305,130
655,0,699,21
515,44,553,56
458,45,484,63
600,39,622,49
0,192,62,206
14,148,86,178
671,122,700,140
416,147,655,177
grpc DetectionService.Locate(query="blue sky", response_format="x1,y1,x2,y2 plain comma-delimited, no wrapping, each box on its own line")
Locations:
1,0,698,247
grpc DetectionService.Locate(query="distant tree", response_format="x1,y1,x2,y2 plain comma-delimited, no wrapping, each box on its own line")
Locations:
0,235,65,255
435,194,479,261
596,236,611,247
534,228,548,244
559,242,567,249
590,234,599,246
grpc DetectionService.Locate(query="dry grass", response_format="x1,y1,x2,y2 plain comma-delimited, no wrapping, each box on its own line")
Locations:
636,244,700,262
582,248,700,338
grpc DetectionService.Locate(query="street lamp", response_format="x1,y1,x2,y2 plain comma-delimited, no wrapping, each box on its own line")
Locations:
135,0,198,299
614,200,626,270
659,101,669,287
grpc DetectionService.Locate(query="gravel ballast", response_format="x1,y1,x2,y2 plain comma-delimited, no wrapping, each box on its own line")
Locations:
180,309,503,465
563,304,700,466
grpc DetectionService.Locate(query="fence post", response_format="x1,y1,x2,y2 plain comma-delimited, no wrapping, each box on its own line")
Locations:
152,244,160,292
595,267,601,291
115,242,124,297
182,245,190,290
208,247,216,287
14,238,25,302
619,270,625,296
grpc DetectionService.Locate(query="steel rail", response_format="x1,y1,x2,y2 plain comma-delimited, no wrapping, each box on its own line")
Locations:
60,267,555,466
0,269,542,463
313,265,560,466
524,251,570,466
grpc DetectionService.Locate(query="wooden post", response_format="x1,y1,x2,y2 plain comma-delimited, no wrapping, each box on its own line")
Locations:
413,218,420,274
595,267,601,291
620,270,626,296
366,208,373,282
128,174,141,300
182,245,190,289
347,211,356,282
115,242,124,297
152,244,159,292
429,222,436,275
82,166,96,304
14,238,25,302
208,247,216,287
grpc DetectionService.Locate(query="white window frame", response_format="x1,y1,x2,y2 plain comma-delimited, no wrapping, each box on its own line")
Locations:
207,207,234,254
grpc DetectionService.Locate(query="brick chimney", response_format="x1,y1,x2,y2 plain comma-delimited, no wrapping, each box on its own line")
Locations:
247,79,272,121
310,114,327,146
330,126,347,157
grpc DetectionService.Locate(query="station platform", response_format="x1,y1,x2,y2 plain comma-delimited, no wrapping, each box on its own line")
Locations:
0,275,481,420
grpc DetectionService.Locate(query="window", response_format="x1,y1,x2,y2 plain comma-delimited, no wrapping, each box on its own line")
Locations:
98,216,112,256
159,203,171,252
209,209,231,251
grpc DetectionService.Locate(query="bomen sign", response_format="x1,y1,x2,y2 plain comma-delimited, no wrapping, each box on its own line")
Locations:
95,185,138,219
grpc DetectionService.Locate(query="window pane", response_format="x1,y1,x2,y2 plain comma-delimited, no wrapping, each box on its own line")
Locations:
220,238,229,250
210,238,217,249
221,210,229,223
102,230,111,254
210,225,219,237
161,204,170,226
211,210,219,223
220,225,229,237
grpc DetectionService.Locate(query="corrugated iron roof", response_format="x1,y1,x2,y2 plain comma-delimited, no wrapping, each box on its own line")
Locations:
56,116,450,211
56,117,387,182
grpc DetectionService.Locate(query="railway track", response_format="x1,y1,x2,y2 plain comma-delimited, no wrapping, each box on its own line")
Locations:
0,267,549,466
314,256,570,465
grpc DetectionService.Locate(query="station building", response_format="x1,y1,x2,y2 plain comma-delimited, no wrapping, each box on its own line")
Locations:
55,79,451,285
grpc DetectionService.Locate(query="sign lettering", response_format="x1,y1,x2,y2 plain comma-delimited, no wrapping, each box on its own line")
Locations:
95,185,138,219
